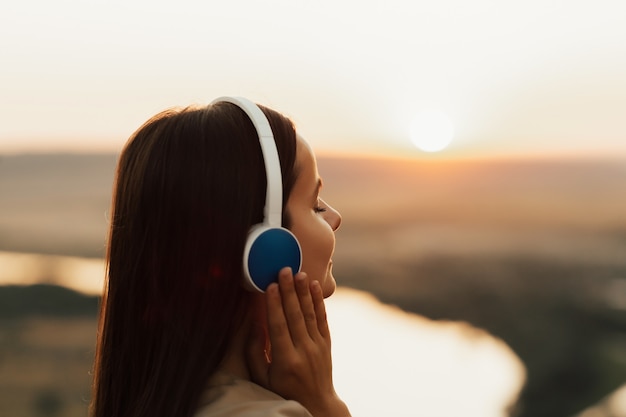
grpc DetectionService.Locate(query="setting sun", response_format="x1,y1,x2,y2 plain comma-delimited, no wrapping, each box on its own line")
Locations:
410,110,455,153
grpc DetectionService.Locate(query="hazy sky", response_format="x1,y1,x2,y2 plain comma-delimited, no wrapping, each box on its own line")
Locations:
1,0,625,159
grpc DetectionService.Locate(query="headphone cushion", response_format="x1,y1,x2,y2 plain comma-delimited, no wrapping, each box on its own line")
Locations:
243,225,302,292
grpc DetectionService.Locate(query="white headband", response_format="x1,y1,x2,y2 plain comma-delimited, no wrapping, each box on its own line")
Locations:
210,96,283,227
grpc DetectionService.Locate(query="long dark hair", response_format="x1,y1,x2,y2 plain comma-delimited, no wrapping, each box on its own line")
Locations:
91,102,298,417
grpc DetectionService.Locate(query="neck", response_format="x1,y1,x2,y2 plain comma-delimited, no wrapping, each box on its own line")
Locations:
215,293,267,381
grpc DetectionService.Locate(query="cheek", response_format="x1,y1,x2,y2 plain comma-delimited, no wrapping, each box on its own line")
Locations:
294,217,335,278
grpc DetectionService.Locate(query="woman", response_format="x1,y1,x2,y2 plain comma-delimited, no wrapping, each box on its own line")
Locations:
91,97,351,417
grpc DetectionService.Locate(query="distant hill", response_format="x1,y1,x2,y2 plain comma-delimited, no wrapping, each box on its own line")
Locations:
0,153,117,258
317,154,626,231
1,152,626,257
0,284,99,319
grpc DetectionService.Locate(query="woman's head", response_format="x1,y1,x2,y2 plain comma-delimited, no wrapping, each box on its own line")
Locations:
92,101,299,417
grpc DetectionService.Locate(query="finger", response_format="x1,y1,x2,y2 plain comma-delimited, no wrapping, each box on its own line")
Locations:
311,280,331,341
265,281,295,355
278,267,310,342
294,272,320,339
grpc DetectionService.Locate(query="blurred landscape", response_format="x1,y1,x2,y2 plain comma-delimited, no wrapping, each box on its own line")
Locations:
1,153,625,417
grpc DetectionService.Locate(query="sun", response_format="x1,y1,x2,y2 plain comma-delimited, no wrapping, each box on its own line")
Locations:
409,110,455,152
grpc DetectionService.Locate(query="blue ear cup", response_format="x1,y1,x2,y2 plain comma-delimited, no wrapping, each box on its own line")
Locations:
243,225,302,292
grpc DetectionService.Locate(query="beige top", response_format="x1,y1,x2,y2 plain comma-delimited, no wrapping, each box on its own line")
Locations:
194,373,313,417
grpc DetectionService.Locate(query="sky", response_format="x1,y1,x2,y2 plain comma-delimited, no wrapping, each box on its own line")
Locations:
1,0,626,159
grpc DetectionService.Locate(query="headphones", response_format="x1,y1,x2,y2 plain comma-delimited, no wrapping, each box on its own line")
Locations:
210,96,302,292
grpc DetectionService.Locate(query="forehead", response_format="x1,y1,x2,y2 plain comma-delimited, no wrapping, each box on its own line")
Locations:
295,134,318,180
292,134,319,195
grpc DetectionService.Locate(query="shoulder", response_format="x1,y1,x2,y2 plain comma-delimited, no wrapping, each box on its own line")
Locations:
194,374,313,417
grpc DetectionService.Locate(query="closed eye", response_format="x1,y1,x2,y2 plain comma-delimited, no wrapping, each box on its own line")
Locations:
314,198,327,213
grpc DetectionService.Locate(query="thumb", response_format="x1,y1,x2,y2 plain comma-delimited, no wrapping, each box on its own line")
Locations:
246,323,269,387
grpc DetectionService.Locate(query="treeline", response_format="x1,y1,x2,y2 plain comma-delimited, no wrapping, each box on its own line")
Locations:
0,284,99,319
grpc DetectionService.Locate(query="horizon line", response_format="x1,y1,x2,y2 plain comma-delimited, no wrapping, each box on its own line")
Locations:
2,148,626,165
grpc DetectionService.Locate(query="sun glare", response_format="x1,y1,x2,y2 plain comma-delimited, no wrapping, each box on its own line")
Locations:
410,110,455,152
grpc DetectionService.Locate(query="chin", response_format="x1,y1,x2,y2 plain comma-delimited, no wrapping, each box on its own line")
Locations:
322,274,337,298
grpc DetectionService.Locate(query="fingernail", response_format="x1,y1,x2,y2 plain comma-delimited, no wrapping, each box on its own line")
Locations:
311,280,321,293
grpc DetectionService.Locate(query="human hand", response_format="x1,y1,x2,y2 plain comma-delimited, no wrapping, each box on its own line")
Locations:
247,267,351,417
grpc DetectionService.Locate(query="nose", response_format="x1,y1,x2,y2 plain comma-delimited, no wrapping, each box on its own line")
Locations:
327,204,342,232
